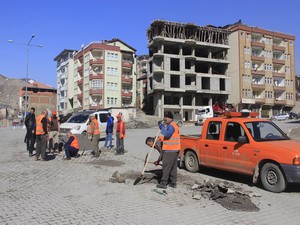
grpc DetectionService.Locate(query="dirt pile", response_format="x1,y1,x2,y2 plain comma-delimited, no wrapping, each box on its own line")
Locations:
126,111,160,129
189,180,260,212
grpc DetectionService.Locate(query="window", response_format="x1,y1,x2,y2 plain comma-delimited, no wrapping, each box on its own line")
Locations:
91,79,103,89
206,122,221,140
225,122,246,142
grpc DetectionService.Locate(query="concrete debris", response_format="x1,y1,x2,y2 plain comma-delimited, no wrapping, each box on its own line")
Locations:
191,184,200,190
248,192,262,198
126,111,160,129
109,171,126,183
192,194,201,200
189,180,260,212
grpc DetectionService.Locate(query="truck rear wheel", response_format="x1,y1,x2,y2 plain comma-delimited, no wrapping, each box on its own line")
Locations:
184,151,199,173
260,163,286,193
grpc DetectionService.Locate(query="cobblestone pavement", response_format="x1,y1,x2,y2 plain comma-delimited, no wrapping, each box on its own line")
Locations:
1,122,300,225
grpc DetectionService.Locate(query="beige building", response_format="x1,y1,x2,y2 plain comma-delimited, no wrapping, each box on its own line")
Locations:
136,55,149,110
73,39,136,111
146,20,231,121
227,23,296,117
54,49,76,115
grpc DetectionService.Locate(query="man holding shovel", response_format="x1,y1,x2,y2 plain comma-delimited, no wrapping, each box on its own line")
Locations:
156,111,180,189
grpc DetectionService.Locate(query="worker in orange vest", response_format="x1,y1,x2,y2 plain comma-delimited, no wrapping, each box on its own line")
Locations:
35,110,49,161
63,131,80,160
145,136,163,165
48,110,59,151
156,111,180,189
88,114,101,157
115,113,126,155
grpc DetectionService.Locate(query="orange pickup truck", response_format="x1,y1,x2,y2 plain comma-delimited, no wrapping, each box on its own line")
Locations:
179,112,300,193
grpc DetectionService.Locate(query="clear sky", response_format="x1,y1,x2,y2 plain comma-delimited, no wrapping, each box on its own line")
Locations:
0,0,299,87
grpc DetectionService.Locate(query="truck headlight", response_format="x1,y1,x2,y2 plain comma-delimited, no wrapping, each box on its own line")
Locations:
72,125,81,130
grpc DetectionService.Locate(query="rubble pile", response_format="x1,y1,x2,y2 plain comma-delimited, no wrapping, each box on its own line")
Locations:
126,111,160,129
109,171,126,183
190,180,260,212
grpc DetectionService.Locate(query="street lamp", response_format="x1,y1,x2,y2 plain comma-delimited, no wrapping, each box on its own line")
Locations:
8,34,42,117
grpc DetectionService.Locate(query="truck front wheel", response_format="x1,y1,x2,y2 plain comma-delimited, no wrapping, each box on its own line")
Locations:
184,151,199,173
260,163,286,193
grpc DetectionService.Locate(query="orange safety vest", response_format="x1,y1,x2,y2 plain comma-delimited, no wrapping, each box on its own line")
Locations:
70,135,79,149
89,118,100,135
162,121,180,151
116,120,126,138
36,114,46,135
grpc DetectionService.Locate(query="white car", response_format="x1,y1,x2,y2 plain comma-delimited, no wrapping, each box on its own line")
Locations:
271,113,290,121
59,110,109,138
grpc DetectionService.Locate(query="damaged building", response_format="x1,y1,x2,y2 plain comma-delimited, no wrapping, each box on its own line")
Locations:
146,20,231,121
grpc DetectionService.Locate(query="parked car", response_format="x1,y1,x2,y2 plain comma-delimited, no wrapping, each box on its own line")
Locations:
271,113,290,121
289,112,299,120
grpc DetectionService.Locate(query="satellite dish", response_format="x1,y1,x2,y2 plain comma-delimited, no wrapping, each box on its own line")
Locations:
254,64,258,69
80,44,84,49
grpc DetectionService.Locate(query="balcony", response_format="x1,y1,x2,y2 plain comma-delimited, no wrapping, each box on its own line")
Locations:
252,70,265,76
90,58,104,65
254,98,265,104
153,83,165,90
251,55,264,62
273,86,285,91
153,52,164,58
273,72,286,78
251,41,264,48
272,58,285,65
274,99,286,105
272,45,285,52
77,65,83,72
122,62,133,68
122,75,133,83
89,73,104,80
121,90,132,97
89,105,104,110
77,93,83,99
89,89,104,95
252,83,265,89
77,79,83,86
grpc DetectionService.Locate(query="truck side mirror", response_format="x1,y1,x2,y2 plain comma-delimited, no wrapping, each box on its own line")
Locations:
238,136,248,143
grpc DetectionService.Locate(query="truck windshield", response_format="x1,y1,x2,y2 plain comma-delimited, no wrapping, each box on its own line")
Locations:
244,121,289,142
66,114,89,123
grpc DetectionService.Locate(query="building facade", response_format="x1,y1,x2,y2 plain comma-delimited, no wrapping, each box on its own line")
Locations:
136,55,149,110
227,23,296,118
54,49,76,115
20,80,57,116
146,20,231,121
73,39,136,111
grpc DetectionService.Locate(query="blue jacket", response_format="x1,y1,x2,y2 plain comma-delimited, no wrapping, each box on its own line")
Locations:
106,116,114,133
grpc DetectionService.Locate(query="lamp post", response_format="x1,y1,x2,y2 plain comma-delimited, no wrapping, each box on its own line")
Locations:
8,34,42,117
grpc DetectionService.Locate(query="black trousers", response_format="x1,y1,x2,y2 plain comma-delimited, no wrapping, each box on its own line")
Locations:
161,151,179,185
26,129,35,154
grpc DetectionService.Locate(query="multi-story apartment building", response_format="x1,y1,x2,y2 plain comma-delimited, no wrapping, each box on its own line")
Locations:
227,23,296,117
146,20,231,121
54,49,76,115
73,39,136,111
136,55,149,110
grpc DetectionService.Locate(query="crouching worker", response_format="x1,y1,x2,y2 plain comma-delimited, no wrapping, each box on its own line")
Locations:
64,131,80,160
145,136,163,165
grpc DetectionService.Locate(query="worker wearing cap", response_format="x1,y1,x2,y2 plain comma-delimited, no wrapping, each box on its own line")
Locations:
156,111,180,189
88,114,101,157
48,110,59,152
115,113,126,155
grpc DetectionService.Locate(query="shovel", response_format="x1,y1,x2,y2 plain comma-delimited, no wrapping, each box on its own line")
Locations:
133,129,161,185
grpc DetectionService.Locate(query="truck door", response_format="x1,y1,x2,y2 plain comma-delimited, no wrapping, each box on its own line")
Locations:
219,122,254,174
201,121,222,167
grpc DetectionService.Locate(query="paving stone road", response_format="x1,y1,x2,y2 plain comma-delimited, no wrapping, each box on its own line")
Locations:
1,121,300,225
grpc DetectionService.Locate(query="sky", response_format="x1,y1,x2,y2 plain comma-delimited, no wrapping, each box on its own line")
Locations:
0,0,299,87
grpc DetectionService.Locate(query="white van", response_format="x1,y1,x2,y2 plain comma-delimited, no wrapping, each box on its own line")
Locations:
195,106,213,125
59,110,109,138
